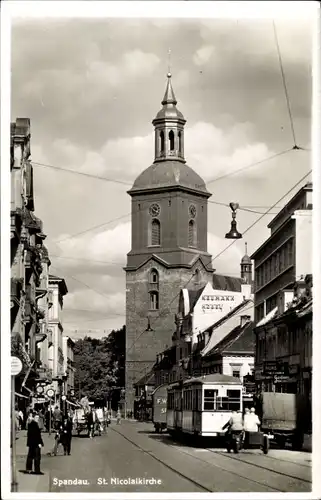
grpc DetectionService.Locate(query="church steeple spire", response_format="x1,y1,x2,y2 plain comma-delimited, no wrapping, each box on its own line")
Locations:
162,73,177,105
152,73,186,164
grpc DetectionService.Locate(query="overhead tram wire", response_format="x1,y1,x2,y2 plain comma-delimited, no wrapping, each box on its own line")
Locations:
48,253,255,277
33,146,294,246
31,161,132,187
272,21,304,151
126,169,312,354
50,265,120,305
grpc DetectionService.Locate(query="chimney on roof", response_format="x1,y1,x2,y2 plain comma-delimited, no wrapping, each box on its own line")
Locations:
240,315,251,328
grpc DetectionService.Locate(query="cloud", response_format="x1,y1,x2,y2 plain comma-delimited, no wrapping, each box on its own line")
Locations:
193,45,215,66
65,288,125,316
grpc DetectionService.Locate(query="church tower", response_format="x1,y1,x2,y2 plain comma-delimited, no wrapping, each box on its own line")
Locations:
125,73,214,410
241,242,253,285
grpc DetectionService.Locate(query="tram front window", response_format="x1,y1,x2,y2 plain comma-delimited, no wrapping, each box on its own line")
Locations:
204,389,218,410
220,390,241,411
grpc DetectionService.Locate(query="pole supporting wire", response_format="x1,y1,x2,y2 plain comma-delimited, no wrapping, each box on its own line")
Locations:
273,20,302,149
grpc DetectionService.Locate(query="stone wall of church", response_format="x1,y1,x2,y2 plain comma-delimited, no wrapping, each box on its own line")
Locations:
125,260,213,410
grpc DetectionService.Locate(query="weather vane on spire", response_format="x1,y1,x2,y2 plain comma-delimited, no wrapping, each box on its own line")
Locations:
167,48,172,77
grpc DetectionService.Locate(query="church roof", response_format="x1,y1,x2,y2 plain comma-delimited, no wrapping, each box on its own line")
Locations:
212,274,243,292
129,160,210,195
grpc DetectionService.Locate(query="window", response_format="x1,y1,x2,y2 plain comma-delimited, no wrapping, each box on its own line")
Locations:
150,269,159,284
188,220,196,247
149,291,159,310
169,130,175,151
232,370,240,379
288,239,294,265
204,389,218,410
160,130,165,153
178,131,182,153
151,219,160,246
194,269,200,286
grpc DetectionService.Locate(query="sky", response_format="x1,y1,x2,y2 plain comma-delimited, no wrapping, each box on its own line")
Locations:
10,14,313,339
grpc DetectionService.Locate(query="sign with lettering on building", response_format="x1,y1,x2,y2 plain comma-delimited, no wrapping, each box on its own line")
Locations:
201,293,237,312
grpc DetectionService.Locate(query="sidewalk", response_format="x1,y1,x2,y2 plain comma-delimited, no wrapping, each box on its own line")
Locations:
13,430,55,492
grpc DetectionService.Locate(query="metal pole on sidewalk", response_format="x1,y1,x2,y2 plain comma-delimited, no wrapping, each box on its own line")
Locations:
11,376,18,492
49,400,52,436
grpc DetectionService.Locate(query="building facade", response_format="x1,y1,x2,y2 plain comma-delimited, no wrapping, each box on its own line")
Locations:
47,275,68,395
250,183,312,324
254,275,312,399
62,336,75,395
10,118,51,402
154,276,254,385
125,74,214,410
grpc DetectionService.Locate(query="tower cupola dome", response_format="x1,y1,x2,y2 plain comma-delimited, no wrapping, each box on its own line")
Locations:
152,73,186,164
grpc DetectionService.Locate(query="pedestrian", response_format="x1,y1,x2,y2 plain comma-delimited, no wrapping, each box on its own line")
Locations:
18,409,24,430
244,407,260,432
222,410,244,434
25,412,44,475
116,410,121,425
59,417,73,455
45,409,50,432
38,409,45,432
86,409,94,438
53,405,62,430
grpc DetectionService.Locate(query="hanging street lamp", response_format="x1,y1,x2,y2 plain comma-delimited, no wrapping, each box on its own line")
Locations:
225,202,243,239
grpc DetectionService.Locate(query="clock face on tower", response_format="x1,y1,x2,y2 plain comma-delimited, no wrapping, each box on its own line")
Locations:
149,203,161,217
189,204,197,218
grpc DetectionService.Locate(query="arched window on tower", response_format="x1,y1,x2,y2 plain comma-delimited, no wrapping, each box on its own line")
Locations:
149,291,159,310
151,219,161,246
160,130,165,154
150,268,159,285
188,220,197,247
169,130,175,151
178,131,182,153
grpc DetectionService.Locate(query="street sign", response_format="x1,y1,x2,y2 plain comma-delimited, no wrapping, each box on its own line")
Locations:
61,395,67,401
11,357,23,376
46,389,55,398
36,385,44,394
35,397,46,403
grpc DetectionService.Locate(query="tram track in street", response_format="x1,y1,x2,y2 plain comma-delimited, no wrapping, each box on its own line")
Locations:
110,427,212,492
208,449,312,485
111,427,284,492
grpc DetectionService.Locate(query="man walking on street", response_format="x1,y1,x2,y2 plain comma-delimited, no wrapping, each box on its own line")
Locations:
59,416,73,455
25,412,44,475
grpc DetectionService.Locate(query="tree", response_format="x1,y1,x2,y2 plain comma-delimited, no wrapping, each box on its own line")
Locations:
73,326,125,404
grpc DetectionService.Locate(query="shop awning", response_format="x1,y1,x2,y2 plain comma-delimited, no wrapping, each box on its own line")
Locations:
15,391,29,399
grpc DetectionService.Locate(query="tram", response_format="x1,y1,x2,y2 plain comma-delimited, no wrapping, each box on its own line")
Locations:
167,374,243,437
151,384,168,433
